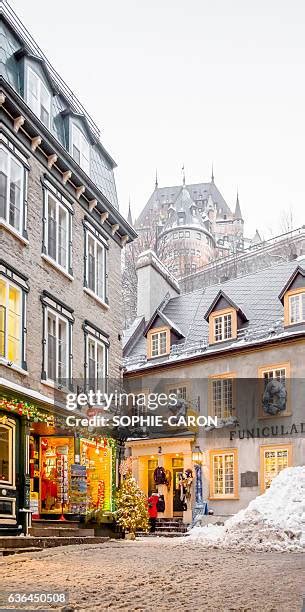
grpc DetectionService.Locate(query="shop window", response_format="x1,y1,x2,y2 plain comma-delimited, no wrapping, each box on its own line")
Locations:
84,320,109,393
260,445,292,492
209,374,236,418
147,326,170,358
80,439,113,512
40,436,74,513
84,225,108,305
209,449,238,499
27,67,51,128
41,292,74,388
71,123,90,175
43,190,72,274
0,272,28,370
0,145,27,237
209,308,237,344
0,417,15,486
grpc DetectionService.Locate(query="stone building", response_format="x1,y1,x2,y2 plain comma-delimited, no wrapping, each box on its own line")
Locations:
0,2,135,534
123,250,305,523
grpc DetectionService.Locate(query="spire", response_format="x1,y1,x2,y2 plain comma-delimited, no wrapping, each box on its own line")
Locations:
211,164,214,183
182,164,186,186
234,189,242,220
155,169,158,190
127,198,133,226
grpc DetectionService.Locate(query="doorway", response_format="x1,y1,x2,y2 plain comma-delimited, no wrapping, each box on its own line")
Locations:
172,457,184,516
0,414,18,528
147,459,158,496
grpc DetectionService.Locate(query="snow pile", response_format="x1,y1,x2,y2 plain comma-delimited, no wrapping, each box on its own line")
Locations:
188,466,305,551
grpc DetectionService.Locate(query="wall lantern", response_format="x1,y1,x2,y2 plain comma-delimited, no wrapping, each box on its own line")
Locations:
192,445,203,463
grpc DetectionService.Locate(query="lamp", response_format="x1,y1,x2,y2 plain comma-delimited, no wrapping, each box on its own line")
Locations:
192,445,203,464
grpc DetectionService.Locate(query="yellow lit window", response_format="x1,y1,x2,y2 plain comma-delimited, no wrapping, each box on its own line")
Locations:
210,449,238,499
0,279,21,365
260,445,292,492
289,292,305,324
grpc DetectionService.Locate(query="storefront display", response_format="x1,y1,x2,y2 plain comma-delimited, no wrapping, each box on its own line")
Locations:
80,439,112,512
40,437,74,514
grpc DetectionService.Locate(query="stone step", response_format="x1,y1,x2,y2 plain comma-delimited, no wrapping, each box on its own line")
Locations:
0,547,43,556
29,527,94,537
155,526,188,533
32,520,81,528
0,536,109,549
137,532,187,538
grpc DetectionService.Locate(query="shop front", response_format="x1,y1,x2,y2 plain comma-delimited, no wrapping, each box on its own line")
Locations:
126,436,195,523
0,394,116,534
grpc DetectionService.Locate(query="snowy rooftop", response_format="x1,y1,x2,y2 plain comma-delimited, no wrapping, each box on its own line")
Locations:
124,256,305,372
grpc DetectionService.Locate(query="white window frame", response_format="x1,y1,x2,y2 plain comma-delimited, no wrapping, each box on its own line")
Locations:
0,145,24,236
85,231,106,303
211,451,236,498
27,67,51,128
0,278,22,367
214,313,232,342
71,123,90,175
0,418,15,488
45,308,69,384
211,378,234,418
86,333,107,392
45,191,70,272
289,292,305,324
150,330,168,357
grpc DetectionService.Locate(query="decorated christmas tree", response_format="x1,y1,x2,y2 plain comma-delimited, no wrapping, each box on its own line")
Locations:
116,473,149,536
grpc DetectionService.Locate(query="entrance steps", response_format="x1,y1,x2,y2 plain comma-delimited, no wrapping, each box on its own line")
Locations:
137,517,189,538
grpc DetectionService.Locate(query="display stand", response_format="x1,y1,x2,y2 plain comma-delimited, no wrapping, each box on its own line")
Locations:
57,454,68,521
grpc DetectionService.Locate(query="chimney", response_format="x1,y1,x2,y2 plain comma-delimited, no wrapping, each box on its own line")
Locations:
136,250,180,321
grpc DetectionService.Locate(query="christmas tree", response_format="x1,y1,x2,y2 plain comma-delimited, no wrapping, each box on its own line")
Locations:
116,473,149,536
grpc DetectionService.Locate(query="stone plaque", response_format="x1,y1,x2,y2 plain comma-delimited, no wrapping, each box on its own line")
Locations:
241,471,258,487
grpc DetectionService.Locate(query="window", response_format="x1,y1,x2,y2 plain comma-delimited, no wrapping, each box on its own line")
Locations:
84,321,109,393
41,292,74,387
0,146,25,235
71,124,90,175
168,386,188,401
46,310,68,383
147,327,170,358
85,229,107,303
260,445,292,492
210,375,235,418
27,67,51,128
0,278,22,366
209,308,237,344
210,449,238,499
0,416,15,488
288,291,305,324
45,192,70,271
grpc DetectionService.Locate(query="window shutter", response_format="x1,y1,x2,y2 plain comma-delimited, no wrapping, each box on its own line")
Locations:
105,246,109,305
0,304,6,358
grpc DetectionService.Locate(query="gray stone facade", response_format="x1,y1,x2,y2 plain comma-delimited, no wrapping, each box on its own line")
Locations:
0,148,123,398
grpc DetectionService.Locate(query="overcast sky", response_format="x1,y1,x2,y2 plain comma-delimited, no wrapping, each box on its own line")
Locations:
9,0,305,238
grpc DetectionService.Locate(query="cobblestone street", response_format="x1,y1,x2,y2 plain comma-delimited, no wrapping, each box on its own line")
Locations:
1,539,304,611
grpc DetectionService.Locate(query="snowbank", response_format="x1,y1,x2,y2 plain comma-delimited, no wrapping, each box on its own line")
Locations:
188,466,305,551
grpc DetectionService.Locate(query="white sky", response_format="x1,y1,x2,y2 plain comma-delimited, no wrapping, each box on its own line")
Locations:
9,0,305,238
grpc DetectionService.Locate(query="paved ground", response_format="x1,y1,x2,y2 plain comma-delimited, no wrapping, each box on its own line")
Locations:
0,538,304,611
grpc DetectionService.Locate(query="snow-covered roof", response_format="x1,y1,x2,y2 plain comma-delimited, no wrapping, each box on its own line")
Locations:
124,256,305,372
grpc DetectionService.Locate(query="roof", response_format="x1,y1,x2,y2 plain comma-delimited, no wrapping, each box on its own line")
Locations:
203,290,248,321
135,180,232,228
124,256,305,371
144,309,185,338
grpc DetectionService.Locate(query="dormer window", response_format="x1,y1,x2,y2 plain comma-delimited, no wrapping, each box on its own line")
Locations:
27,67,51,128
279,267,305,326
147,327,170,358
205,291,246,345
71,124,90,175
